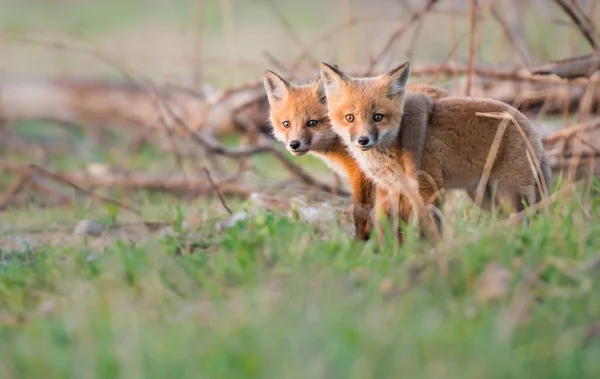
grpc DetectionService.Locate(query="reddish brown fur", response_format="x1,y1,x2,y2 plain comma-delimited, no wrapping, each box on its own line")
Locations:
320,62,552,242
263,69,448,240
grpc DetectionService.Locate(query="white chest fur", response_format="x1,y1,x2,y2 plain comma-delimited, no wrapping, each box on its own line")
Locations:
350,147,412,193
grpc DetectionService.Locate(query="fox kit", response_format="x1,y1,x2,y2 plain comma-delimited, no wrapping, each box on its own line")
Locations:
319,61,552,241
263,69,448,240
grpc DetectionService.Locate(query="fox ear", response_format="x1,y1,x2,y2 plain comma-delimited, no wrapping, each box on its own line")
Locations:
382,61,411,97
263,70,290,103
313,78,327,104
319,62,349,96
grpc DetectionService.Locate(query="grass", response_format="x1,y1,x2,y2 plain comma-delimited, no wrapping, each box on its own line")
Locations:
1,164,600,378
3,0,600,377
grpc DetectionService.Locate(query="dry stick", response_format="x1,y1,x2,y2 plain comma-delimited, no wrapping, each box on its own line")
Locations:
490,5,532,66
406,17,425,62
28,164,141,214
366,0,439,74
289,18,357,73
542,116,600,144
475,106,551,202
410,64,588,84
15,35,342,197
219,0,238,85
428,32,469,84
466,0,478,97
508,181,579,225
0,174,30,210
473,111,510,209
203,167,233,215
261,0,317,67
192,0,204,88
0,162,251,195
262,50,291,75
567,71,599,183
151,92,350,196
512,119,550,200
552,0,599,51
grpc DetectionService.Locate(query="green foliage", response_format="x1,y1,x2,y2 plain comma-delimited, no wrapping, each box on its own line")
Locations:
1,187,600,379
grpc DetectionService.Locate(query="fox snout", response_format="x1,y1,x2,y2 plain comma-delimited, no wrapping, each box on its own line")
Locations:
356,135,377,149
286,138,310,156
350,130,378,150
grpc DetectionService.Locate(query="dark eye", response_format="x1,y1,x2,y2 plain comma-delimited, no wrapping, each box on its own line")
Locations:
345,114,355,122
373,114,384,122
283,121,290,128
306,120,318,127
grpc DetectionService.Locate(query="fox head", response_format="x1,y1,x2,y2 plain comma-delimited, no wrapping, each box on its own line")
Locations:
319,61,411,151
263,70,337,156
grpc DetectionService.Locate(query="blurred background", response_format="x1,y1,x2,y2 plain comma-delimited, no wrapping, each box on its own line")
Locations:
1,0,595,85
0,0,599,217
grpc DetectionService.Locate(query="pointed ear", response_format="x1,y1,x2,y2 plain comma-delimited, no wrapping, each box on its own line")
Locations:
313,78,327,104
263,70,290,103
381,61,411,97
319,62,349,96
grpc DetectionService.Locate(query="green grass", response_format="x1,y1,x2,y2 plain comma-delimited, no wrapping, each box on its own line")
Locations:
3,1,600,376
1,173,600,378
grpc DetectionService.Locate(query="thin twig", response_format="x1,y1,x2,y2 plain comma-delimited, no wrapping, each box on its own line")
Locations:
29,164,140,214
552,0,599,51
466,0,478,96
491,5,532,66
366,0,439,74
0,174,30,210
261,0,317,67
203,167,233,215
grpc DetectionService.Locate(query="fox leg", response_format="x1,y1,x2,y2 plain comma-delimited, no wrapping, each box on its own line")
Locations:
351,176,375,241
412,177,443,245
466,181,502,213
373,187,405,243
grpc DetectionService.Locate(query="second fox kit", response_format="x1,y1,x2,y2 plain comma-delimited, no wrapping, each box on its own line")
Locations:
319,61,552,236
263,69,448,240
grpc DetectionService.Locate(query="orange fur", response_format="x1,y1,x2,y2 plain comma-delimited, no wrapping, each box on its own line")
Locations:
263,70,448,240
320,61,552,242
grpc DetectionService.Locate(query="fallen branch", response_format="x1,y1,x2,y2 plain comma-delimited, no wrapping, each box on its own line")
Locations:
0,162,252,205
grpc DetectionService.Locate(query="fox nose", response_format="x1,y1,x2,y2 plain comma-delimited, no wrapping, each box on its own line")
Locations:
357,136,371,146
289,140,301,150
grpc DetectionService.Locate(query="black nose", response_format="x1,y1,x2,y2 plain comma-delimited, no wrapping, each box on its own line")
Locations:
357,136,370,146
289,140,301,150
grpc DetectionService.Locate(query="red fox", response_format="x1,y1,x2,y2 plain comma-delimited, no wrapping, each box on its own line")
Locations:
319,61,552,240
263,70,448,240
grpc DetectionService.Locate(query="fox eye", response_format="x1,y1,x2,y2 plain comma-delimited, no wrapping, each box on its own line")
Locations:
345,114,355,123
283,121,290,128
373,114,384,122
306,120,318,127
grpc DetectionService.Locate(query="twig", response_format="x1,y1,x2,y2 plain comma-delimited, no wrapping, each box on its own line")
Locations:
491,5,532,66
151,89,350,196
0,174,30,210
428,32,469,84
203,167,233,215
508,181,579,224
552,0,599,51
262,50,291,75
24,164,140,214
0,161,251,197
543,117,600,144
410,63,590,83
261,0,317,67
366,0,439,73
466,0,478,97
